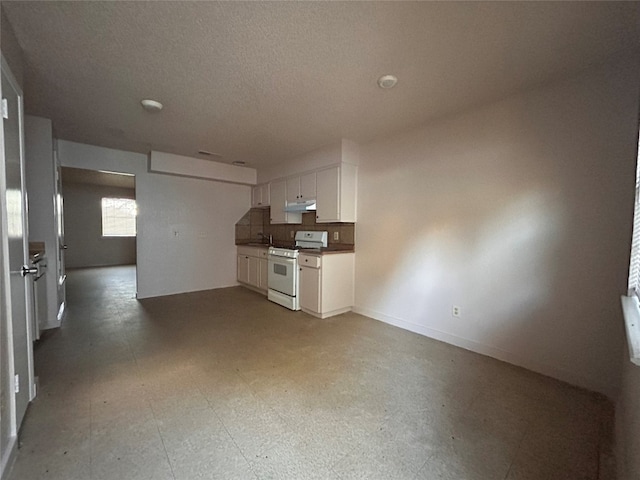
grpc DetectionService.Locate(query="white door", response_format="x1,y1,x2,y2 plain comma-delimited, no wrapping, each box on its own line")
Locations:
270,179,287,223
1,57,34,433
316,166,340,222
299,265,320,313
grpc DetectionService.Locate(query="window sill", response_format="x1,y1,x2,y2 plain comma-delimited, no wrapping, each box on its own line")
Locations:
620,295,640,366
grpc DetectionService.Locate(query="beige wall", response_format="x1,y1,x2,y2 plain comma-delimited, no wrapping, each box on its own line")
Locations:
354,56,640,398
617,344,640,480
63,182,136,269
1,6,24,88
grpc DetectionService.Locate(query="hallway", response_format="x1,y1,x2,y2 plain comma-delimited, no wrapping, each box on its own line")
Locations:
8,266,611,479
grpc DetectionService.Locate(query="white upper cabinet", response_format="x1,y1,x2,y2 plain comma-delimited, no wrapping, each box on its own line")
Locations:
286,172,316,204
270,179,301,224
286,176,300,204
251,183,270,207
315,164,357,223
299,172,316,200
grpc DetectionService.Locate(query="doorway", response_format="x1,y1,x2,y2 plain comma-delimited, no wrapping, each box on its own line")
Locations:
59,167,137,298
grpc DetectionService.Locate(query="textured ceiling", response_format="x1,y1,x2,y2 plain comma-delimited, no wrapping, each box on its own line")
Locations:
3,1,640,168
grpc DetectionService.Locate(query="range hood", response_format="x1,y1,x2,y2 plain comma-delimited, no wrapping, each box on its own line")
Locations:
283,200,316,212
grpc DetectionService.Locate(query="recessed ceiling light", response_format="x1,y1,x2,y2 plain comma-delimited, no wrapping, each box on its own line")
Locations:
232,161,246,166
140,99,163,112
377,75,398,89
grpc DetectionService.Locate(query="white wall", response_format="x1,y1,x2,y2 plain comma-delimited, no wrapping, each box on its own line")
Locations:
57,141,250,298
150,151,257,185
24,116,61,329
354,56,640,398
63,183,136,269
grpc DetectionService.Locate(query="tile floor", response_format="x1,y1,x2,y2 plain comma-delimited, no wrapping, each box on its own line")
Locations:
8,265,613,480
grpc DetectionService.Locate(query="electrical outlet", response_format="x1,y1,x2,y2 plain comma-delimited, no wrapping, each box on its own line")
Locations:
452,305,461,318
290,230,294,239
333,231,339,241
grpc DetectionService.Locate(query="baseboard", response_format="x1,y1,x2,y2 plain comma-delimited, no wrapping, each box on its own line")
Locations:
0,435,17,480
352,305,615,398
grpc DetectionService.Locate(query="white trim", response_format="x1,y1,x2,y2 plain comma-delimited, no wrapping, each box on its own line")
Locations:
0,55,18,478
1,55,35,406
0,435,16,480
352,305,616,397
621,295,640,366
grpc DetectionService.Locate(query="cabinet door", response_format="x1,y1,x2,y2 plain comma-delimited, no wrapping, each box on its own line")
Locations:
248,256,260,287
270,179,287,223
316,166,340,222
252,184,270,207
260,184,270,206
251,186,261,207
299,172,316,200
299,266,321,313
286,176,300,203
259,258,268,290
237,255,250,284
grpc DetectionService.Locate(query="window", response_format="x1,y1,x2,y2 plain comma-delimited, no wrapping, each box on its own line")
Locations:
629,136,640,298
624,132,640,366
101,198,137,237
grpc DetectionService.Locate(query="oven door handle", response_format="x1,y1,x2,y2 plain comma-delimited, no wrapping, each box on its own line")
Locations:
268,256,297,266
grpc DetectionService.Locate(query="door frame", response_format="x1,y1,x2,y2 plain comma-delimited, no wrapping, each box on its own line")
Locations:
0,54,36,475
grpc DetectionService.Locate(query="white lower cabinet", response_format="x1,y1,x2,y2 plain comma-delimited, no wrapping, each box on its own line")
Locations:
237,246,268,293
298,252,355,318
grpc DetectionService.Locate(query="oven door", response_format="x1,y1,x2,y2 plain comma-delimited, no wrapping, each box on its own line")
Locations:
268,255,297,296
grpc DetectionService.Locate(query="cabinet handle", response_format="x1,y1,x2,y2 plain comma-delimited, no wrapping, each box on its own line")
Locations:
305,259,308,262
299,268,302,271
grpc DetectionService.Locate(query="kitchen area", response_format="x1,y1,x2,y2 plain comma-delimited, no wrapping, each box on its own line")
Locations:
235,162,357,319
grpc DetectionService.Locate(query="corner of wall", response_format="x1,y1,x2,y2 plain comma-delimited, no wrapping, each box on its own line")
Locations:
1,7,25,89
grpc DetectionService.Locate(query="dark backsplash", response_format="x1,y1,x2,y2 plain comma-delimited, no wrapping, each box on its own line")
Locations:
235,208,355,247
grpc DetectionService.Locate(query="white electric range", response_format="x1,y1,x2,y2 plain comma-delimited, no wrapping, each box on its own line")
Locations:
267,231,328,310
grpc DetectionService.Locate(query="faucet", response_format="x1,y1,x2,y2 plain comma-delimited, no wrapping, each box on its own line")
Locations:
257,232,273,245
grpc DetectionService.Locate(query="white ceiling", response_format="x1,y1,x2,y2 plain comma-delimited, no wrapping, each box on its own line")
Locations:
3,1,640,168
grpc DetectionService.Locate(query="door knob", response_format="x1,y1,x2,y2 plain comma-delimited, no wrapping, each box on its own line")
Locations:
61,244,68,250
21,265,38,277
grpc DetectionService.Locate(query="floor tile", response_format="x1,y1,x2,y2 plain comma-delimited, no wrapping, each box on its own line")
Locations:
6,266,611,480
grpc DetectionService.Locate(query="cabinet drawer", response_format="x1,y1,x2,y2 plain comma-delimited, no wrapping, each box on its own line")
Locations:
237,246,265,257
299,254,321,268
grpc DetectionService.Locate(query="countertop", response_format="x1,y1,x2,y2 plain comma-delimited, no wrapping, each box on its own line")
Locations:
236,242,354,255
298,246,355,255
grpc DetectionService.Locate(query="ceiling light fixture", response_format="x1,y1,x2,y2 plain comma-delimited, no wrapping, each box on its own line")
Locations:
377,75,398,89
140,99,163,112
232,161,246,166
